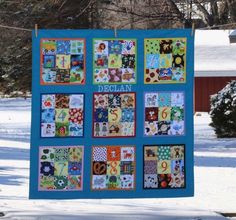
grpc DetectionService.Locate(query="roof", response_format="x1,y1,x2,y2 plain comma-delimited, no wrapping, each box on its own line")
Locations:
195,30,236,77
229,30,236,43
229,29,236,37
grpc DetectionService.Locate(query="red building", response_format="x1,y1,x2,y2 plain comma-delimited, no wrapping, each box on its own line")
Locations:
194,30,236,112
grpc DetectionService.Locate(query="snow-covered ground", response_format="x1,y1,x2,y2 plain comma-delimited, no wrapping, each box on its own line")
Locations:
0,98,236,219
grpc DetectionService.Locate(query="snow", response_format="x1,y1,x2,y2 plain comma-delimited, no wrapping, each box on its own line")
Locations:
1,98,236,219
195,30,231,46
195,30,236,75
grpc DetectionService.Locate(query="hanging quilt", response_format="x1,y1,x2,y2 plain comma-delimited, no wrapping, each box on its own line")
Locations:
30,29,194,199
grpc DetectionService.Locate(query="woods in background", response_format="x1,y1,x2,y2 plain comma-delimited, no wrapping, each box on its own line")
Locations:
0,0,236,94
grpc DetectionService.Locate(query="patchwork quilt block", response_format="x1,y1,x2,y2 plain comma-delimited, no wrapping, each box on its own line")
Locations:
144,38,186,84
41,94,84,137
41,39,85,85
93,39,136,84
144,145,185,189
91,146,135,190
144,92,185,136
93,92,136,137
39,146,84,191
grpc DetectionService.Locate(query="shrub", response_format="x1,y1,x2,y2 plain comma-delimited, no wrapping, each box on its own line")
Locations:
210,80,236,138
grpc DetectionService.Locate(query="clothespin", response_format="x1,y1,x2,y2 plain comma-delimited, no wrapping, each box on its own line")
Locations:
191,22,195,36
114,26,117,38
35,24,38,38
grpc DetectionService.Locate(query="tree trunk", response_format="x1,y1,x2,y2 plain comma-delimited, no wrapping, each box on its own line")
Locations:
210,0,220,24
195,1,213,26
227,0,236,22
219,0,229,24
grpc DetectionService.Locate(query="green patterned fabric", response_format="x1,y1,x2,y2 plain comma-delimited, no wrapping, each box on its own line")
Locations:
158,146,171,160
145,39,160,54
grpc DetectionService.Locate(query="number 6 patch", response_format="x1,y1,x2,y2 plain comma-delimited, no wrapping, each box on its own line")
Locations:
144,92,185,136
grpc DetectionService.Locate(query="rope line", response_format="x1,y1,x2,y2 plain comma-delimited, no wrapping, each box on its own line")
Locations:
0,22,236,32
0,24,31,32
198,22,236,30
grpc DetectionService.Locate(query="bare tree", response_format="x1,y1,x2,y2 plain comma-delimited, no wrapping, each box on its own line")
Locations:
1,0,236,94
96,0,184,29
0,0,94,93
182,0,236,27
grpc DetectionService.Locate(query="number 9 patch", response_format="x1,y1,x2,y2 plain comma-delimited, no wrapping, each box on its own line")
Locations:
144,145,185,189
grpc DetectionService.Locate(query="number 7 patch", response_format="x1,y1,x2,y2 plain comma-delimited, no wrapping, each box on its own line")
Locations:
38,146,84,191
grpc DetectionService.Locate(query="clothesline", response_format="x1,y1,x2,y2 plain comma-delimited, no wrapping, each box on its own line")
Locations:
0,22,236,33
0,24,31,32
198,22,236,30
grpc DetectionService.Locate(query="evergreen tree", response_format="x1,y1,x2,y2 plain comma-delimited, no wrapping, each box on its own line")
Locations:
210,80,236,138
